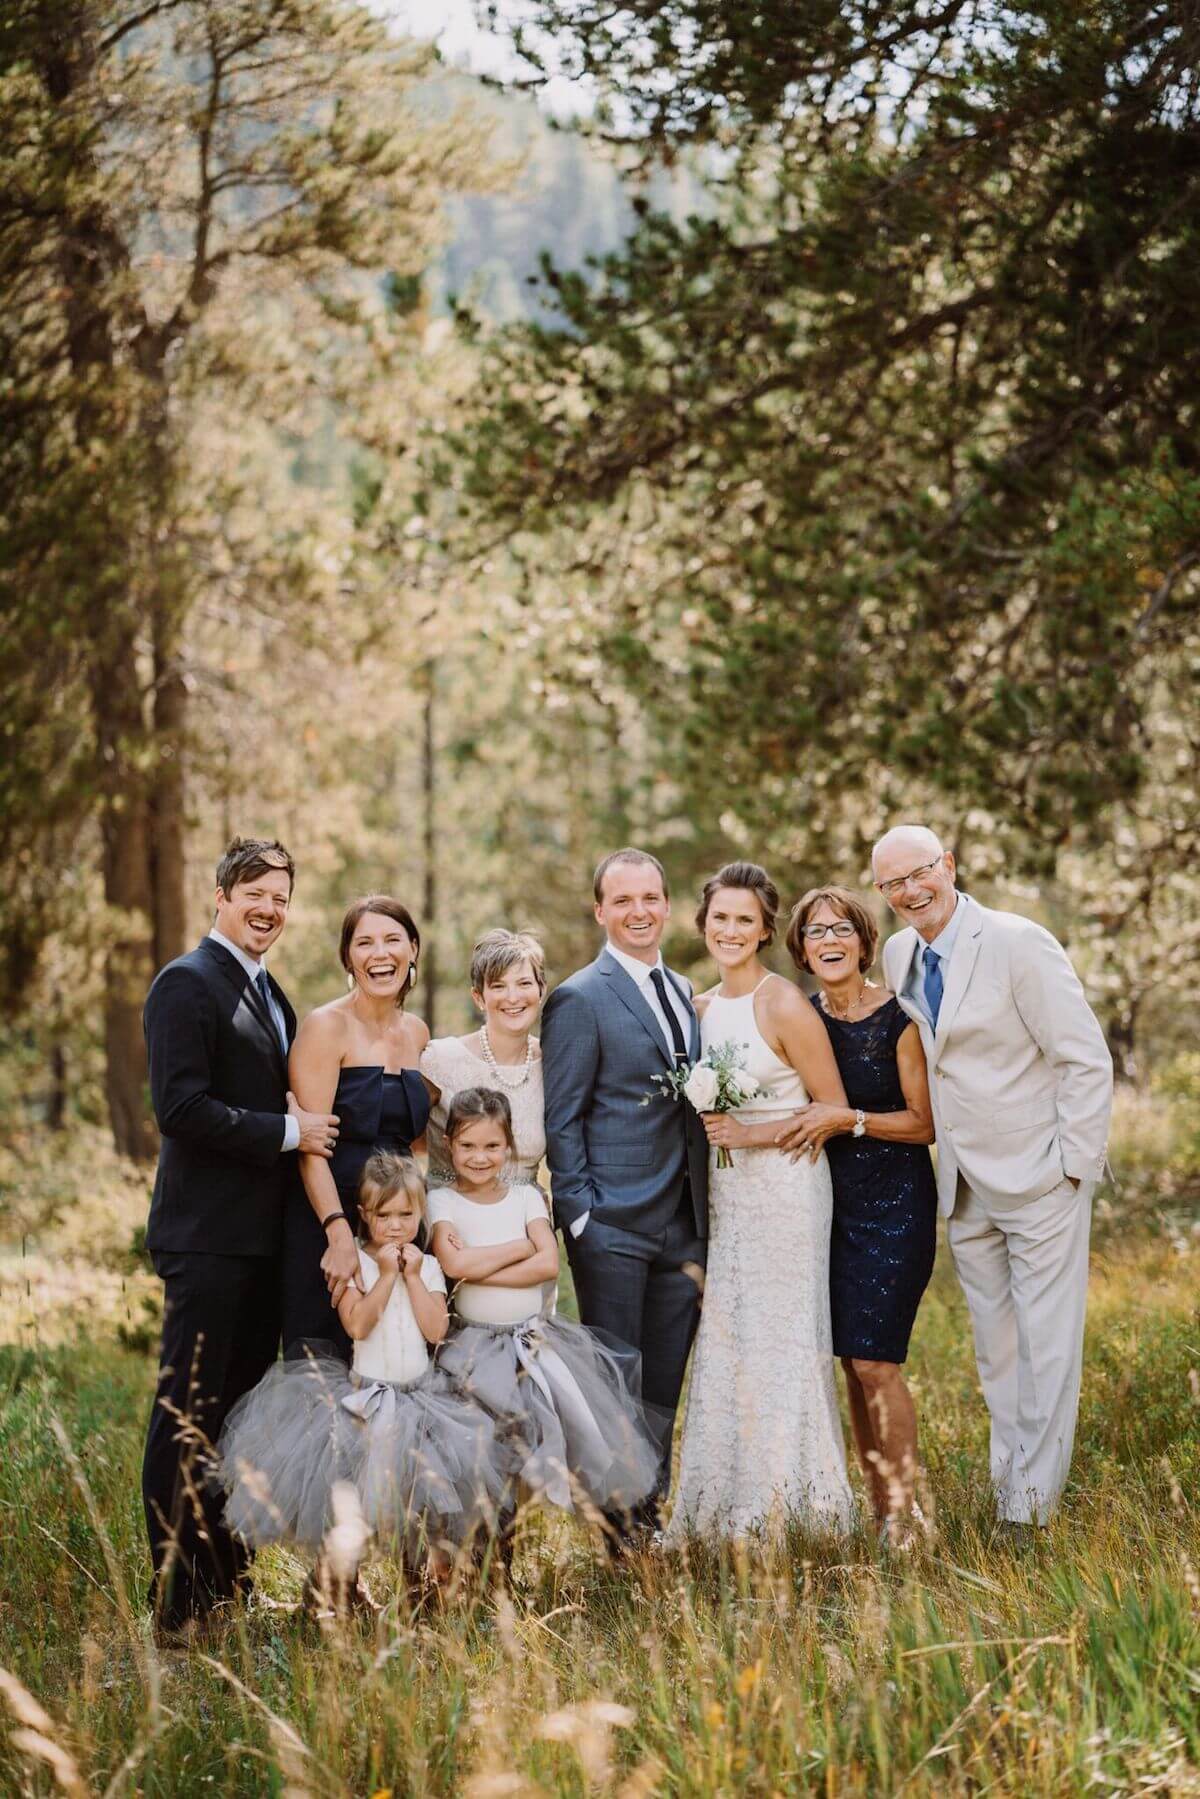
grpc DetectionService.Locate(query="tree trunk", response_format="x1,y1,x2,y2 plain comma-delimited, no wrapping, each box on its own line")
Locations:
149,527,189,971
47,1043,67,1131
1106,995,1140,1085
420,660,437,1036
93,613,159,1161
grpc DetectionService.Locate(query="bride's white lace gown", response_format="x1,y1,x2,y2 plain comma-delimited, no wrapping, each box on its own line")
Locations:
665,977,856,1542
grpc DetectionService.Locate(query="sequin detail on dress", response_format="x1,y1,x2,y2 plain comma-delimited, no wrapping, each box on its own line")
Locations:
813,995,937,1364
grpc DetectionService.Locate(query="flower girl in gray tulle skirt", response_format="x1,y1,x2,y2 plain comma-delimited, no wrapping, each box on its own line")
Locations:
218,1151,506,1584
428,1088,660,1521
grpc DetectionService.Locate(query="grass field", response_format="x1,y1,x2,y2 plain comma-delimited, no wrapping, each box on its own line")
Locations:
0,1126,1198,1796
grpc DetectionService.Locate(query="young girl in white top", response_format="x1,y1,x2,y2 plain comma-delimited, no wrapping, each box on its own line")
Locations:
219,1152,505,1583
428,1087,659,1518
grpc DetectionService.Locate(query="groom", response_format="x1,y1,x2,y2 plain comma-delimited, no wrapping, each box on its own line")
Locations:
542,848,709,1527
876,824,1112,1533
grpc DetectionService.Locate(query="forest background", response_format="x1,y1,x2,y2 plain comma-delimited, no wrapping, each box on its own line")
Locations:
7,0,1200,1151
1,3,1200,1793
4,0,1200,1159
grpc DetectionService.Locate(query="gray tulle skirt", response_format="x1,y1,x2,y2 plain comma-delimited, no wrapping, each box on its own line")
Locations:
217,1353,508,1554
435,1316,661,1515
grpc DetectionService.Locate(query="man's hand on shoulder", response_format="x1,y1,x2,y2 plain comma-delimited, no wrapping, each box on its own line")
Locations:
287,1091,340,1158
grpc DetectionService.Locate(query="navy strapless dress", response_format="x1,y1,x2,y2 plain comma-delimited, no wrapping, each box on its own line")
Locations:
280,1065,431,1362
812,995,937,1364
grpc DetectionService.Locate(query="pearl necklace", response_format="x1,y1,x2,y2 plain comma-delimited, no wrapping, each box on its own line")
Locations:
479,1025,535,1089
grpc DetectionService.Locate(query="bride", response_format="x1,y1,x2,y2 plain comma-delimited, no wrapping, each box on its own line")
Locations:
665,861,857,1542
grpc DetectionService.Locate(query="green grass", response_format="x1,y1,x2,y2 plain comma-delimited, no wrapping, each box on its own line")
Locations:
0,1233,1198,1795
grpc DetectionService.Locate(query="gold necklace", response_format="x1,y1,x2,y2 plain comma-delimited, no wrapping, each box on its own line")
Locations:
824,981,868,1021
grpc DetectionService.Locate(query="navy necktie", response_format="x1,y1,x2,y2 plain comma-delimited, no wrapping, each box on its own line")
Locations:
650,967,690,1065
923,946,944,1030
256,968,286,1053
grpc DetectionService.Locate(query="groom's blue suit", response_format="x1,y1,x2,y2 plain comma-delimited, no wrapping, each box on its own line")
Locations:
542,947,709,1509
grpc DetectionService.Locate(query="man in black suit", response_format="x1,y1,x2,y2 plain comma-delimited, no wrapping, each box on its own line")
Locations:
142,837,339,1634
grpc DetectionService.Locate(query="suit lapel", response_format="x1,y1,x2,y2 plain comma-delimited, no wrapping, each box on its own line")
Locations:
597,950,675,1070
200,938,288,1075
930,899,984,1064
889,927,920,1002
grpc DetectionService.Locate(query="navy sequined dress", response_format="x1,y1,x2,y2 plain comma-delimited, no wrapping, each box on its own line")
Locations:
811,995,937,1364
281,1065,431,1362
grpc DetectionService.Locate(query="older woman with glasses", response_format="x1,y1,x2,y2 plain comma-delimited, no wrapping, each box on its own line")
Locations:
778,885,938,1546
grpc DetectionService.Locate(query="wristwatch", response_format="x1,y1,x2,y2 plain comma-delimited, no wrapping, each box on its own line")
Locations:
851,1109,867,1138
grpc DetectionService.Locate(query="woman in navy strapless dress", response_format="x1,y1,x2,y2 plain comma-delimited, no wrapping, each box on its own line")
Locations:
281,896,430,1363
781,885,937,1542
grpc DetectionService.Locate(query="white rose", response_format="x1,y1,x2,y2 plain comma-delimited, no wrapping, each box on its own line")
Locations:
684,1063,720,1111
733,1070,760,1101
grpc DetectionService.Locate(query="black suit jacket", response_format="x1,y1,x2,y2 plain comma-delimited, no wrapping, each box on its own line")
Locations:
144,937,298,1260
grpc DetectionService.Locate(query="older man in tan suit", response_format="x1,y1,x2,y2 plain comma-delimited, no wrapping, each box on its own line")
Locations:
876,825,1111,1535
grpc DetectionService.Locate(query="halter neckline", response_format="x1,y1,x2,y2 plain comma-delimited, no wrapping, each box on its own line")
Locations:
714,972,773,1001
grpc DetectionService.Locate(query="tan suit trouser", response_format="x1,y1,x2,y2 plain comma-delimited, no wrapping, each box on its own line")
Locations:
947,1174,1092,1524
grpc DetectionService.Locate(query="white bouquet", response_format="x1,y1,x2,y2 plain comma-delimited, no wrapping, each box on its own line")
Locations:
642,1038,770,1168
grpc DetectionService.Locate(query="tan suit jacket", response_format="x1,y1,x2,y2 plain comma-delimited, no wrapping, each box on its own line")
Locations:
883,895,1112,1217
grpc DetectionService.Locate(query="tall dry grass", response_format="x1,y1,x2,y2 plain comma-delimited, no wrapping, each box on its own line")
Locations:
1,1117,1198,1795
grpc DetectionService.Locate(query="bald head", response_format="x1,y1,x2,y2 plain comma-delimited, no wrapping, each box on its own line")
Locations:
871,824,945,878
872,824,957,942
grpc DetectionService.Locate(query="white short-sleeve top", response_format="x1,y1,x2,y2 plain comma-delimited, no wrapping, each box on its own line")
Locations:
352,1245,445,1385
420,1037,546,1186
426,1182,552,1326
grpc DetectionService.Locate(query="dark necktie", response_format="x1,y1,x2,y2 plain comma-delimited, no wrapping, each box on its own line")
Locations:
923,946,944,1030
256,968,286,1053
649,967,690,1065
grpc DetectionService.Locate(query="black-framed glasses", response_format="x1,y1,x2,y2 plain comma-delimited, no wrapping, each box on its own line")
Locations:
801,920,857,941
875,857,943,900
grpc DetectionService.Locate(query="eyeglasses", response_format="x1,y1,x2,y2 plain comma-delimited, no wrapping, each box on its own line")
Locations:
801,920,857,941
875,857,943,900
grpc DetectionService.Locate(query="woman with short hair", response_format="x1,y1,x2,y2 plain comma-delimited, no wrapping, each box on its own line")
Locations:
421,929,548,1188
782,884,938,1545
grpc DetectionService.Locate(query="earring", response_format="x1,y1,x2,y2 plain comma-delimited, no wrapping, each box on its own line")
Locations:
407,961,418,989
346,972,355,991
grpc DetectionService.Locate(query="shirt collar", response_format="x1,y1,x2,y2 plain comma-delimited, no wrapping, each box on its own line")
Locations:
604,939,664,988
209,926,266,984
924,893,965,963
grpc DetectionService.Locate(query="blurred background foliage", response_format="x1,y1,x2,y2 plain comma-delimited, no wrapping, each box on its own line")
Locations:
1,0,1198,1162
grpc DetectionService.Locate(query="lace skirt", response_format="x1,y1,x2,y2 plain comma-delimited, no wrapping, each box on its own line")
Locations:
217,1354,507,1553
436,1316,661,1515
665,1144,856,1542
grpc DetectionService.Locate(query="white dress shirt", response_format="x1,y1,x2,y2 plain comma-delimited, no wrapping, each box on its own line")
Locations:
603,939,694,1055
208,928,299,1152
901,894,966,1027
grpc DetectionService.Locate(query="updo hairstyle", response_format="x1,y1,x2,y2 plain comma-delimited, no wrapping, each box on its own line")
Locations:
339,896,421,1002
694,861,780,944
